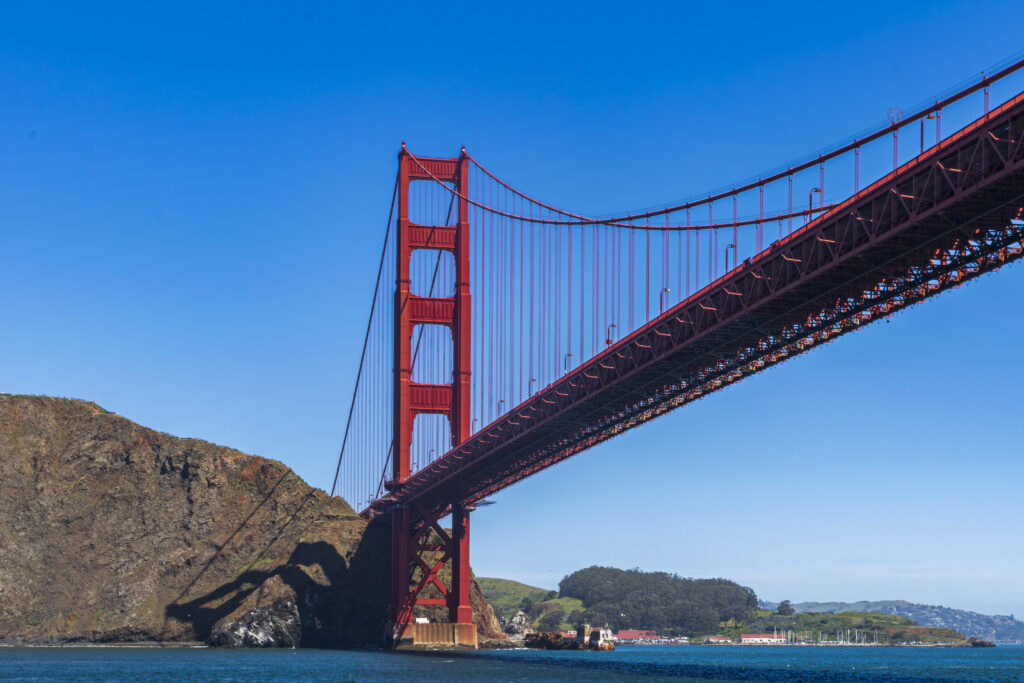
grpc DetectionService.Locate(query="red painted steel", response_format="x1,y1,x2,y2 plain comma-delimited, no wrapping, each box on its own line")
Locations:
374,92,1024,523
409,224,458,250
358,74,1024,649
409,296,456,326
391,146,473,641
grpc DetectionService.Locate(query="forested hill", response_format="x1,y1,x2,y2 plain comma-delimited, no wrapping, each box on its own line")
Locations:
559,566,757,635
760,600,1024,643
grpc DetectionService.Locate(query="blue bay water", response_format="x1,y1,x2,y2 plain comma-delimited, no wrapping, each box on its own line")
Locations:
1,645,1021,682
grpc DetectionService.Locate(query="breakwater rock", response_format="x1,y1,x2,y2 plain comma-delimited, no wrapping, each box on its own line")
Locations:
524,631,568,649
524,631,614,650
0,394,501,647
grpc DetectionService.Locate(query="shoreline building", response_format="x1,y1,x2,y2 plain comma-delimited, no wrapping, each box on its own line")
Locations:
575,624,613,649
613,629,657,642
741,633,787,645
706,636,733,644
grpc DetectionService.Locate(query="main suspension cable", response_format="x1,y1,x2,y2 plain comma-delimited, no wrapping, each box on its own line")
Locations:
409,54,1024,229
330,178,397,498
410,150,836,229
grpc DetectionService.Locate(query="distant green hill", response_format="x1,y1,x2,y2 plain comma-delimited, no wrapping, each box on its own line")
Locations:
481,572,1008,643
559,566,758,636
759,600,1024,643
730,609,965,645
477,577,554,618
483,568,757,635
475,577,589,631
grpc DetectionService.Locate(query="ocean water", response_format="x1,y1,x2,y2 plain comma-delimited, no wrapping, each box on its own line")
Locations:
0,644,1021,682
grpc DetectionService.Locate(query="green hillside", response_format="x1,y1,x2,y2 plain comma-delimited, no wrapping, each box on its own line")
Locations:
559,566,757,636
484,567,758,635
784,600,1024,643
481,572,975,643
477,577,585,631
722,609,966,645
477,577,554,618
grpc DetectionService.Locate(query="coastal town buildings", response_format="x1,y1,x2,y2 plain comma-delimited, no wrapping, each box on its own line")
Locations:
614,629,657,642
741,633,787,644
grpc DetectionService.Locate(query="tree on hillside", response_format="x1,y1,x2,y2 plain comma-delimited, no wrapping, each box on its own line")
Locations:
535,605,567,632
777,600,795,616
567,609,587,626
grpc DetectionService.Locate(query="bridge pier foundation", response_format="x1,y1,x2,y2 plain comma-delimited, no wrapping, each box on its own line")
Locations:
391,622,478,649
386,503,476,649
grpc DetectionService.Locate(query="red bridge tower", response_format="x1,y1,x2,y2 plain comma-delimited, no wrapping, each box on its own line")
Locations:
389,145,475,647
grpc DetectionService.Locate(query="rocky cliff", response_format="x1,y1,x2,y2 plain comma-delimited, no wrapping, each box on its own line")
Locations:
0,394,501,647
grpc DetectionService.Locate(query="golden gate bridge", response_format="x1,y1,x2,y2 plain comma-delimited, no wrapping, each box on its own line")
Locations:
332,55,1024,647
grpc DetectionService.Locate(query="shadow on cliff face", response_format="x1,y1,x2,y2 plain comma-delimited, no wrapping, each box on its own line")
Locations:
168,470,295,608
164,516,391,648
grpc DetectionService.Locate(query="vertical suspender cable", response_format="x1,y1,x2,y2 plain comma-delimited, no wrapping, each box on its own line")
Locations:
819,161,825,211
488,179,495,420
645,220,650,321
695,228,700,290
787,175,793,235
708,202,713,282
628,228,634,332
529,204,534,393
568,224,573,370
686,209,691,296
758,185,764,252
662,215,669,308
579,224,584,363
500,190,505,408
518,196,524,404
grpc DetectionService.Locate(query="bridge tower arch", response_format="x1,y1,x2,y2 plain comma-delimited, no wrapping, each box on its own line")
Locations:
390,144,475,647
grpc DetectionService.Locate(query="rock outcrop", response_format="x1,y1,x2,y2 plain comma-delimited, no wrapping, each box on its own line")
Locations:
505,609,532,636
0,394,501,647
524,631,566,649
523,630,614,651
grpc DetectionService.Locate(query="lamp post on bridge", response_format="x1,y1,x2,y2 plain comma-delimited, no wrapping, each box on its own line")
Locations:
660,288,671,314
564,352,573,374
921,113,936,153
605,323,617,347
808,188,821,223
887,107,903,170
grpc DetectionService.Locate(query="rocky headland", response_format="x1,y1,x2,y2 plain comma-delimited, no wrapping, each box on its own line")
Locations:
0,394,501,647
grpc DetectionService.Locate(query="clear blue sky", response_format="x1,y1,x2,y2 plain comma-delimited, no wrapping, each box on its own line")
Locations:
3,2,1022,618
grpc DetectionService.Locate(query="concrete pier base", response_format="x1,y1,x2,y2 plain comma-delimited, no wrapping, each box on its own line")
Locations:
392,622,478,649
